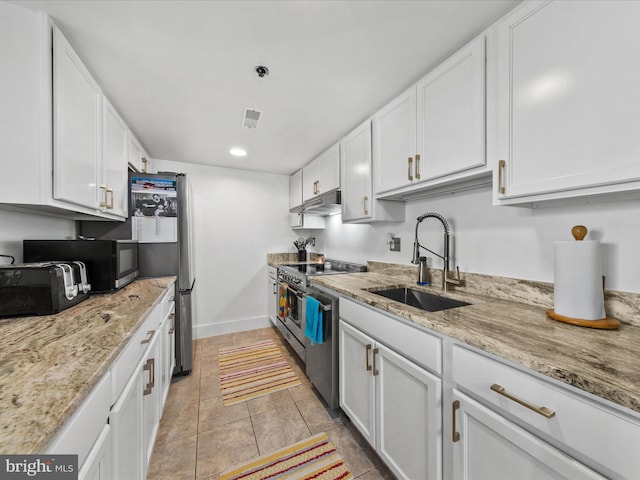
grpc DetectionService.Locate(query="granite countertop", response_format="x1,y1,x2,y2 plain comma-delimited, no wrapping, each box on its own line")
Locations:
0,276,176,454
309,271,640,415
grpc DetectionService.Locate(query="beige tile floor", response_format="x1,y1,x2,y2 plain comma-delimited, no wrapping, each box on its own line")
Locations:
147,327,395,480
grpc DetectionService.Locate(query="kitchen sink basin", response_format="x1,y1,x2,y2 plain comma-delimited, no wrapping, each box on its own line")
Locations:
372,287,470,312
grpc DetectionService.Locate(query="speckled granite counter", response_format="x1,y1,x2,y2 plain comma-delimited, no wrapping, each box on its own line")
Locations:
0,276,176,454
309,269,640,415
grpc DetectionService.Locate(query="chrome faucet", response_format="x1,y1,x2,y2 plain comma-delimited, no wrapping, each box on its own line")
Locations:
412,212,463,292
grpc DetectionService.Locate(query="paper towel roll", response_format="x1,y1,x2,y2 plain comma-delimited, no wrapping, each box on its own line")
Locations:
554,240,606,321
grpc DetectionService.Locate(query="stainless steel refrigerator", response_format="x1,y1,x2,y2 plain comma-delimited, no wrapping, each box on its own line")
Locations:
81,171,195,375
130,172,195,375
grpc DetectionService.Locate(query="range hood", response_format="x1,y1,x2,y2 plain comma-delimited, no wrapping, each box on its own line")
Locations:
290,189,341,216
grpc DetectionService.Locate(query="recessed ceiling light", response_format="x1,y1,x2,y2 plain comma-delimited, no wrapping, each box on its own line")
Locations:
230,147,247,157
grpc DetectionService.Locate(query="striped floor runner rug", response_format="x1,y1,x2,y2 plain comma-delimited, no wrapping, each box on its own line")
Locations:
219,339,301,406
219,432,352,480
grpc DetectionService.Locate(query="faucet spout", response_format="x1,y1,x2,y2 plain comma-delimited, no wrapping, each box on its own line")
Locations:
412,212,453,290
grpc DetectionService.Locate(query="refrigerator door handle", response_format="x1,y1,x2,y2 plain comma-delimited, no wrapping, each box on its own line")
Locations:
179,277,196,294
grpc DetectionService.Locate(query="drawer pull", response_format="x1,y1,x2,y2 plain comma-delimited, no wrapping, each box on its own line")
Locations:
365,344,372,372
407,157,413,181
415,154,421,180
452,400,460,442
490,383,556,419
372,347,379,376
141,330,155,345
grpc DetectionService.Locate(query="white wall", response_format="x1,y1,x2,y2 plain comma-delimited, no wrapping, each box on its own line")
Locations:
152,160,293,338
0,207,76,265
315,187,640,294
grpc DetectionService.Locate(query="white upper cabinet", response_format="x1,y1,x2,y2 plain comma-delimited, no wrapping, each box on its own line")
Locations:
52,26,103,211
374,35,488,199
289,169,303,210
341,120,373,222
341,119,404,223
128,134,150,174
102,98,128,218
416,35,486,182
494,0,640,205
302,143,340,202
373,87,417,194
0,3,131,220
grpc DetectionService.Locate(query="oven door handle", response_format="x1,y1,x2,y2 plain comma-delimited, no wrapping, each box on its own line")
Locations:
318,303,332,311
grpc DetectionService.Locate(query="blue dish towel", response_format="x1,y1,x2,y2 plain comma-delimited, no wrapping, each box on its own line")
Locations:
305,296,323,345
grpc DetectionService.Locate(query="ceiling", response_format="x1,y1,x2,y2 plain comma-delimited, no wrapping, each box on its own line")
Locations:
10,0,520,175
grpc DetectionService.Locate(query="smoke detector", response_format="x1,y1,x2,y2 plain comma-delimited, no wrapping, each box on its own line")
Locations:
255,65,269,78
242,108,262,129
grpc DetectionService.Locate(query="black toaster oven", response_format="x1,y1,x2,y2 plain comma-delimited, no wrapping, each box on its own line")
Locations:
0,262,91,317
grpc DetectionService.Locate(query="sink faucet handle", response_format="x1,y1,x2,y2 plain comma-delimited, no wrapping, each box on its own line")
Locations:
445,266,465,288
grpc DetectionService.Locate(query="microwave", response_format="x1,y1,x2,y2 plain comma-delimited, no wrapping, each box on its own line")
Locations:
24,239,138,292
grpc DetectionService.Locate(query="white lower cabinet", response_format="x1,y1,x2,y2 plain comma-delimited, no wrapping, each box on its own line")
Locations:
337,295,640,480
450,390,604,480
78,424,113,480
339,320,442,480
110,286,175,480
110,366,144,480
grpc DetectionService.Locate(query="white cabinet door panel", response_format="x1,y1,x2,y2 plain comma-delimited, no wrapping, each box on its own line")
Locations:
376,343,441,480
53,27,101,209
373,87,417,194
418,35,485,181
341,120,372,222
497,0,640,199
102,98,128,217
339,320,375,447
451,390,605,480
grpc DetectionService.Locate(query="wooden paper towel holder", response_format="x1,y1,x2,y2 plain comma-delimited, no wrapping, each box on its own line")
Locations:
546,225,620,330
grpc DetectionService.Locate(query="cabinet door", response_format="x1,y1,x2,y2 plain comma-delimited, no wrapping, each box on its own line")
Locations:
376,343,442,480
339,321,375,447
142,329,161,474
78,424,112,480
451,390,605,480
302,158,320,202
417,35,485,181
373,86,417,193
128,134,144,172
52,27,102,210
289,169,303,209
267,276,278,326
341,120,372,222
110,365,144,480
317,143,340,194
102,98,128,218
496,0,640,201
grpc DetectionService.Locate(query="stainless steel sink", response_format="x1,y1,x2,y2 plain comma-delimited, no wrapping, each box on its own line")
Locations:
372,287,470,312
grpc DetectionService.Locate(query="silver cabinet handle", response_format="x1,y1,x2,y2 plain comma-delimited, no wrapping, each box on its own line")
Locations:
363,196,369,215
407,157,413,181
143,358,155,395
365,344,372,371
106,187,114,209
372,347,379,376
141,330,155,345
498,160,506,194
141,157,148,173
415,154,421,180
490,383,555,418
452,400,460,442
99,184,108,208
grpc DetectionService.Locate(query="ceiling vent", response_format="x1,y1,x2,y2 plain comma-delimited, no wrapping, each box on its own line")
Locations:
242,108,262,129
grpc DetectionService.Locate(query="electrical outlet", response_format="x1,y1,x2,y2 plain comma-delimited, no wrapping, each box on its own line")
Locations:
390,237,401,252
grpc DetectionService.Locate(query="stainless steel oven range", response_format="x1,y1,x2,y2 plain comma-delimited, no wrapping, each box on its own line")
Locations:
275,259,366,408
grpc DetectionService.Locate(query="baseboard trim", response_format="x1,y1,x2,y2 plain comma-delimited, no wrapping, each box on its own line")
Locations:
193,315,273,339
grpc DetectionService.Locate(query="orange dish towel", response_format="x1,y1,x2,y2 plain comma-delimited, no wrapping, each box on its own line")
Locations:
278,283,290,319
